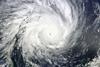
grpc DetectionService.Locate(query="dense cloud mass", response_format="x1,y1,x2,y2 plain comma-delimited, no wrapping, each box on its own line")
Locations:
0,0,100,67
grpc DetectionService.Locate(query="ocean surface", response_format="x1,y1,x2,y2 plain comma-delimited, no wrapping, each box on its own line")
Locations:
0,0,100,67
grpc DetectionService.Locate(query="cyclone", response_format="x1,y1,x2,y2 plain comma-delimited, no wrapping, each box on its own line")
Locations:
0,0,100,67
18,0,78,64
0,0,78,66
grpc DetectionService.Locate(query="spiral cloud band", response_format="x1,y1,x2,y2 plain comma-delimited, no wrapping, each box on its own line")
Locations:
16,0,77,62
0,0,78,66
0,0,100,67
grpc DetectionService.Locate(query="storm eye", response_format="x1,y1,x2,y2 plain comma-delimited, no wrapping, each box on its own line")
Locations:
38,24,63,45
41,26,59,40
